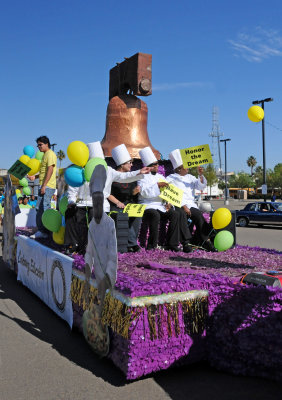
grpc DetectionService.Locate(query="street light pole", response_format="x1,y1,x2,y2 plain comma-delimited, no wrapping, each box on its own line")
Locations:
220,138,231,205
252,98,273,201
51,143,57,152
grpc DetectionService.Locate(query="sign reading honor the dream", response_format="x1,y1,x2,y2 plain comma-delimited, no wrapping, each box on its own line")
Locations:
180,144,213,168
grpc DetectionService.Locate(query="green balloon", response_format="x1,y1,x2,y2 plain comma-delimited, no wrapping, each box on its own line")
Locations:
16,192,22,198
42,209,62,232
214,230,234,252
19,177,28,187
23,186,31,196
59,196,68,216
35,151,44,161
84,157,107,182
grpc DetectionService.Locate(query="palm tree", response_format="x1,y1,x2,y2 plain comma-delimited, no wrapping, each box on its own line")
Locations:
247,156,257,176
56,150,66,169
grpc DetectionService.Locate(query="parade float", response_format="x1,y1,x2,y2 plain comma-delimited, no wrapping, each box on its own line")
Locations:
2,53,282,382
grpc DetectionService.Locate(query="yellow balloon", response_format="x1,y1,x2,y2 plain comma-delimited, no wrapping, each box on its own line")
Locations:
247,106,264,122
67,141,89,167
212,208,232,230
27,158,41,176
19,155,30,165
52,226,65,245
16,189,21,194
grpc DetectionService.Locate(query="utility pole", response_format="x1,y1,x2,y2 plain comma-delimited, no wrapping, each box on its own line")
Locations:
220,138,231,205
209,106,223,175
252,98,273,201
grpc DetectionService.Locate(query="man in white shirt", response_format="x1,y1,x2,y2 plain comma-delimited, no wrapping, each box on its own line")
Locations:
138,147,180,251
167,149,214,251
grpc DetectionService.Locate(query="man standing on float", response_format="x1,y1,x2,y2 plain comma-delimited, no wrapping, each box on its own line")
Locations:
33,136,57,239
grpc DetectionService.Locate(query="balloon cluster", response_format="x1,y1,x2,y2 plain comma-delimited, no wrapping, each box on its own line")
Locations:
41,196,68,244
211,208,234,252
17,145,44,195
64,141,107,187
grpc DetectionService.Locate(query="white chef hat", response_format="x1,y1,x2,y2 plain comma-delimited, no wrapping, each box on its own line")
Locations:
169,149,183,170
198,202,212,212
139,146,157,166
111,144,131,166
87,141,105,160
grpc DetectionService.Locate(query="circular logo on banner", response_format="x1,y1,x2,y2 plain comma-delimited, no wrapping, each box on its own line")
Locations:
51,259,66,312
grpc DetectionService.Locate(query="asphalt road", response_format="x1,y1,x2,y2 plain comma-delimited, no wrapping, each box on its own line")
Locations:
1,224,282,399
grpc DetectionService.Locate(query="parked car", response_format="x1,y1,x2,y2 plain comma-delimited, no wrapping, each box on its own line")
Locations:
235,202,282,227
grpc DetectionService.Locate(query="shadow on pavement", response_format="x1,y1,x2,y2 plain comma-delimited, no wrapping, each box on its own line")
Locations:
1,257,282,399
0,258,126,387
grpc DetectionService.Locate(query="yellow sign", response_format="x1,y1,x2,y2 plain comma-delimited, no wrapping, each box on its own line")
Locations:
180,144,213,168
159,184,183,208
123,203,147,217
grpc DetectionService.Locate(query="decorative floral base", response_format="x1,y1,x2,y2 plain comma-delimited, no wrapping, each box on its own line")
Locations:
71,246,282,381
14,229,282,381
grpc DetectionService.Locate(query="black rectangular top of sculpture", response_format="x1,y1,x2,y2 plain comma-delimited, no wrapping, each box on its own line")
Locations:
109,53,152,100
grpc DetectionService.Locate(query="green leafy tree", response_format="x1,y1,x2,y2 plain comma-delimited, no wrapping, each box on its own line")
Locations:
218,180,228,191
56,150,66,169
204,164,218,196
229,172,255,189
268,164,282,197
187,166,198,177
253,165,263,188
247,155,257,176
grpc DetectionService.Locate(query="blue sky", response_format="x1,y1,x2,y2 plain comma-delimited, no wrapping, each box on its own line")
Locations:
1,0,282,173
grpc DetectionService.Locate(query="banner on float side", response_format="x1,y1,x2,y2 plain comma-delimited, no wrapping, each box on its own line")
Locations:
45,248,73,327
180,144,213,168
123,203,147,217
159,184,183,208
17,236,73,327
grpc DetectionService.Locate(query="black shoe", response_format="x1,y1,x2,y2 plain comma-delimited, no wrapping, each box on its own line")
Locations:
128,245,141,253
203,239,216,252
147,245,156,251
164,245,180,252
182,243,193,253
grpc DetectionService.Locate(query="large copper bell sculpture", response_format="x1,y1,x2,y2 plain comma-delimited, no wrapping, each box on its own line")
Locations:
101,53,160,160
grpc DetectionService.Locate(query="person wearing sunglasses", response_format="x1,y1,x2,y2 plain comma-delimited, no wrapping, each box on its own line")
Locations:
31,136,57,239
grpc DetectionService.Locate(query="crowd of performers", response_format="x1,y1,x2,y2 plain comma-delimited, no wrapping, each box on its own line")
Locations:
17,136,215,254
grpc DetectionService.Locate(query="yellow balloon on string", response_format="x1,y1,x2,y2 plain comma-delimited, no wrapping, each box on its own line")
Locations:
53,226,65,245
247,106,264,122
19,155,30,165
212,208,232,230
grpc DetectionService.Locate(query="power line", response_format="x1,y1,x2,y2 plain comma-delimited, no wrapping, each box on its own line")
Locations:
265,120,282,133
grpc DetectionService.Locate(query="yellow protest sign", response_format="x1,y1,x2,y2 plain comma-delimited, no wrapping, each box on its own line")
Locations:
180,144,213,168
159,184,183,208
123,203,147,217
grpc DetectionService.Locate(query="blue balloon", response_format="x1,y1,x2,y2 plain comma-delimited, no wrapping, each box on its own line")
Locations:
61,215,66,227
23,145,35,158
64,165,85,187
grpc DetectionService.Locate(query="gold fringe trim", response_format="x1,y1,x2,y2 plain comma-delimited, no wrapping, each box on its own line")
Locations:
71,275,208,340
70,275,99,310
